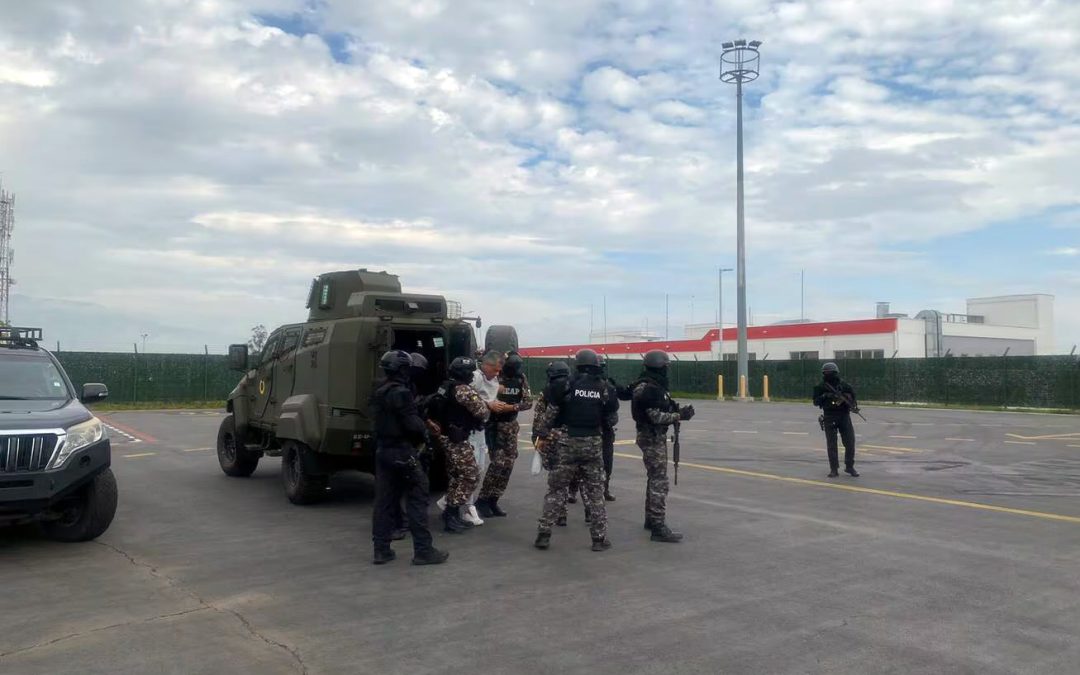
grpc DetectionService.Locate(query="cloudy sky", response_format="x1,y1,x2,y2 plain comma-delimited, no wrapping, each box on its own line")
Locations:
1,0,1078,353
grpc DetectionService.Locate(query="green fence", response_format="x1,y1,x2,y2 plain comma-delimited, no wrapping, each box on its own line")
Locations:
52,351,1080,410
523,356,1080,410
56,352,238,403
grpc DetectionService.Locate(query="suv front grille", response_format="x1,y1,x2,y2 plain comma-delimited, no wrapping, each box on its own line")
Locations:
0,434,59,472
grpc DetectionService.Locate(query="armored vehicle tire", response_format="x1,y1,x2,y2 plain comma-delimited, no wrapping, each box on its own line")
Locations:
484,325,518,355
41,468,118,542
217,414,260,477
281,441,329,504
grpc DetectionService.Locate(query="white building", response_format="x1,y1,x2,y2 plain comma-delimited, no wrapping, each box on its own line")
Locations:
520,295,1056,360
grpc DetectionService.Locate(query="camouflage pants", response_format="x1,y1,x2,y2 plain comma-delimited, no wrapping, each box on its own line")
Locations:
538,436,607,541
479,420,519,500
443,439,479,507
637,430,668,524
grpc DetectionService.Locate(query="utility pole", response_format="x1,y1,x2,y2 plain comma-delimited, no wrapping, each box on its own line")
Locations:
718,267,733,359
720,38,762,398
665,294,669,340
801,269,805,322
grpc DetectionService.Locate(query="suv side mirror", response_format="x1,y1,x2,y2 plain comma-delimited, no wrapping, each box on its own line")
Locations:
228,344,249,371
81,383,109,404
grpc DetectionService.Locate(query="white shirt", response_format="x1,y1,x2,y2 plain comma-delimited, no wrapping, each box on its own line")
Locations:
471,369,500,403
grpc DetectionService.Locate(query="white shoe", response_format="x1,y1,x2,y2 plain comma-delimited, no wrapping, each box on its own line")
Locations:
436,495,447,512
462,504,484,526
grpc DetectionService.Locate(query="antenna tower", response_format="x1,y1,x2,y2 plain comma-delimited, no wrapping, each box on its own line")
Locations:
0,180,14,325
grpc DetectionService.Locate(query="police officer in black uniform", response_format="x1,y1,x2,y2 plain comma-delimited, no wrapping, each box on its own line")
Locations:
371,350,449,566
813,362,860,478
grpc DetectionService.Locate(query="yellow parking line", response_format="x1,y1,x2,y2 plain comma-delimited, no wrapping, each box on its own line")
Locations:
862,444,924,454
614,440,636,446
123,452,157,458
1070,445,1080,449
889,435,917,439
612,452,1080,525
182,447,213,452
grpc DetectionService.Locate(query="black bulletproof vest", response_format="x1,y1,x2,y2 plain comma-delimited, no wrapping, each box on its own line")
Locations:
556,373,606,437
438,380,482,431
631,379,671,430
495,373,525,421
372,379,408,442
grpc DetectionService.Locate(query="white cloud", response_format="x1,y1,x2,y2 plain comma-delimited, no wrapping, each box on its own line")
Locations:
0,0,1078,351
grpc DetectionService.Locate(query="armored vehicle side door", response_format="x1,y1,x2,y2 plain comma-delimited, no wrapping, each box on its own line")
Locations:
269,325,303,420
252,329,283,425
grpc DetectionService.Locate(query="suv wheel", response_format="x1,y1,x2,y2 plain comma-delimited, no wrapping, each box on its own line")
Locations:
217,414,260,477
281,441,328,504
41,468,119,542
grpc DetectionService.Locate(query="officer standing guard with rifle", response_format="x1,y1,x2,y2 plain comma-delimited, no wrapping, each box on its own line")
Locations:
631,350,695,543
813,362,863,478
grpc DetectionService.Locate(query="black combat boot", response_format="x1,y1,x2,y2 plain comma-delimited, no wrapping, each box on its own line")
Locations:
604,479,616,502
644,518,657,530
650,523,683,543
845,467,860,477
373,548,396,565
556,515,567,527
566,494,577,504
534,532,551,549
827,469,839,478
591,537,612,552
488,499,508,517
443,506,473,533
391,527,408,541
412,547,450,566
473,497,495,518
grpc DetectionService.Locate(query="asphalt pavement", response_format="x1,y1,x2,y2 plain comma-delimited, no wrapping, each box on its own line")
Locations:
3,402,1080,674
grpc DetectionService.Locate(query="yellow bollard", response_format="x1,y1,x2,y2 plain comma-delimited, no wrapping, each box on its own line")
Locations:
763,374,771,402
739,374,748,399
717,375,724,401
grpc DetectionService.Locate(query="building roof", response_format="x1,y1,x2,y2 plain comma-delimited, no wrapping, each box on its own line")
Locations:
519,318,899,357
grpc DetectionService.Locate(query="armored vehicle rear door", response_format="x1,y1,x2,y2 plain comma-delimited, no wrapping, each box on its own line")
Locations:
448,323,477,361
252,329,283,425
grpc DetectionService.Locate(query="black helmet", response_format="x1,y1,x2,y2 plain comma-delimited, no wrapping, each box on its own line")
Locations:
380,350,412,374
546,361,570,380
597,353,607,373
574,349,600,370
449,356,477,382
503,352,524,377
822,362,839,375
409,352,429,370
643,350,670,369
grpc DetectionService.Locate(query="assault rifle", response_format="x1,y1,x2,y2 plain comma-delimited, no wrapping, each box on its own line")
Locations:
823,381,867,422
669,399,681,485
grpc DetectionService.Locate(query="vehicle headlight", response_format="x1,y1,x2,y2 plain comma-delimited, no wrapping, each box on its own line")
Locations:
50,417,104,469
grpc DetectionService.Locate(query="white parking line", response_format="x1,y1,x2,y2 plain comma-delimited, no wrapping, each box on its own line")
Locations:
103,423,142,444
946,438,976,442
732,430,758,434
782,432,810,436
889,435,917,439
123,452,156,458
182,447,213,452
1004,440,1036,446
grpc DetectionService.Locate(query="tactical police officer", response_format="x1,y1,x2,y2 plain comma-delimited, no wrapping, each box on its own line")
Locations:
475,351,532,518
632,350,694,543
370,350,449,566
432,356,491,532
534,349,618,552
532,360,573,527
597,354,631,502
813,362,860,478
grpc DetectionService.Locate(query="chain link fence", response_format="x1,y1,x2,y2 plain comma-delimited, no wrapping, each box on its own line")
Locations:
52,350,1080,409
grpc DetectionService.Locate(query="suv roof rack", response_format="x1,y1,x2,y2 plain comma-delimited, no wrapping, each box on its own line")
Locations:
0,326,43,349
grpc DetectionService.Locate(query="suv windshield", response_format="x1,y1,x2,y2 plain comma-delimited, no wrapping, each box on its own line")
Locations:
0,354,71,400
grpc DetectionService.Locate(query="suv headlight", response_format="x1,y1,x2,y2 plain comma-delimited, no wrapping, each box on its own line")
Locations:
50,417,104,469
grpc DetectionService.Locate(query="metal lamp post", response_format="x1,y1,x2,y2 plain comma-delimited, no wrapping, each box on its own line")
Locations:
720,38,761,399
718,267,733,359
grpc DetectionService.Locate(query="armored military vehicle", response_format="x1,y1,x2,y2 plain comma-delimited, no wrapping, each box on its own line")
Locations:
218,269,517,504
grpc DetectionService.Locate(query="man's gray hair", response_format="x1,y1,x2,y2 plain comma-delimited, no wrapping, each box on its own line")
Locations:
482,350,504,365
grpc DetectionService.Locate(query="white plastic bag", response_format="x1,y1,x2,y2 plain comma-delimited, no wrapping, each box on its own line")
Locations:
531,451,543,476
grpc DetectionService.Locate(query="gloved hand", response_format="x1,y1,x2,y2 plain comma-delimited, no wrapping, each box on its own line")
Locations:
679,405,695,421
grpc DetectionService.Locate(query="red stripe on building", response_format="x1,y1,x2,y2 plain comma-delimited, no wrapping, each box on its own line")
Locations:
518,318,898,358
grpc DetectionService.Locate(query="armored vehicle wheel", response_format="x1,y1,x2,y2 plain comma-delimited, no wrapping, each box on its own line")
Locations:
484,325,518,355
281,441,329,504
217,414,260,477
41,468,118,542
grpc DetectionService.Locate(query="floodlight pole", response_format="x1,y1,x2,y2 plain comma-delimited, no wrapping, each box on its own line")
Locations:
720,39,761,399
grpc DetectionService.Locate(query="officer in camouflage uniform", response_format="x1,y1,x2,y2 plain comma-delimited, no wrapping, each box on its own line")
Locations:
632,350,695,543
532,360,572,527
534,350,619,552
433,356,490,533
475,352,532,518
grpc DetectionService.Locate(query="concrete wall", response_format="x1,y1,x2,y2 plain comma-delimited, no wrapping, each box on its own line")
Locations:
966,294,1055,354
941,335,1035,357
